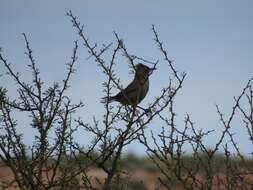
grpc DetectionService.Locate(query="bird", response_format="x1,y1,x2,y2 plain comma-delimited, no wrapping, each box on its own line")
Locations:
104,63,155,106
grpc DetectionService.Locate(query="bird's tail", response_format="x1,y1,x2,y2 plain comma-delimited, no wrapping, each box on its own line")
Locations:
100,96,116,104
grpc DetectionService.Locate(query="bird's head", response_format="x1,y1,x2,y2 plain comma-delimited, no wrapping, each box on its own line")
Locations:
135,63,155,77
134,63,156,83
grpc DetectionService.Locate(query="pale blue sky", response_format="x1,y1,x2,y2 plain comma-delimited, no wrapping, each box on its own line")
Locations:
0,0,253,155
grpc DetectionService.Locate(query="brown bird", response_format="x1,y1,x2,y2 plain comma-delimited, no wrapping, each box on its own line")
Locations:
105,63,155,106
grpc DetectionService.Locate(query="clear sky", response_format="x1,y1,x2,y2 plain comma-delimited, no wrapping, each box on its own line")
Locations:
1,0,253,155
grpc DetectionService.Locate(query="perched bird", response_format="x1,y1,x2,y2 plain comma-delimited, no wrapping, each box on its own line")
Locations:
105,63,155,106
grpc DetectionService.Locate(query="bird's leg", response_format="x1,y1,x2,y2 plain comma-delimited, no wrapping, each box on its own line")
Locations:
125,105,151,116
137,105,152,115
124,105,139,117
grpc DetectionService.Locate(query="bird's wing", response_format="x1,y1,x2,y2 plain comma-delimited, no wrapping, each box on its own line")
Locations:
115,81,140,99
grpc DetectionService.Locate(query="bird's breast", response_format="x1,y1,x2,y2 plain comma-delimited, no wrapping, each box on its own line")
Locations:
142,80,149,94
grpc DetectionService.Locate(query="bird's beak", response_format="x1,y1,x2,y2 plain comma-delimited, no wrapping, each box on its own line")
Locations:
149,67,156,75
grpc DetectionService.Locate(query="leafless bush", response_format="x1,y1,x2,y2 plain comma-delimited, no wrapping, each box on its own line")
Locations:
0,10,252,190
0,34,85,189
